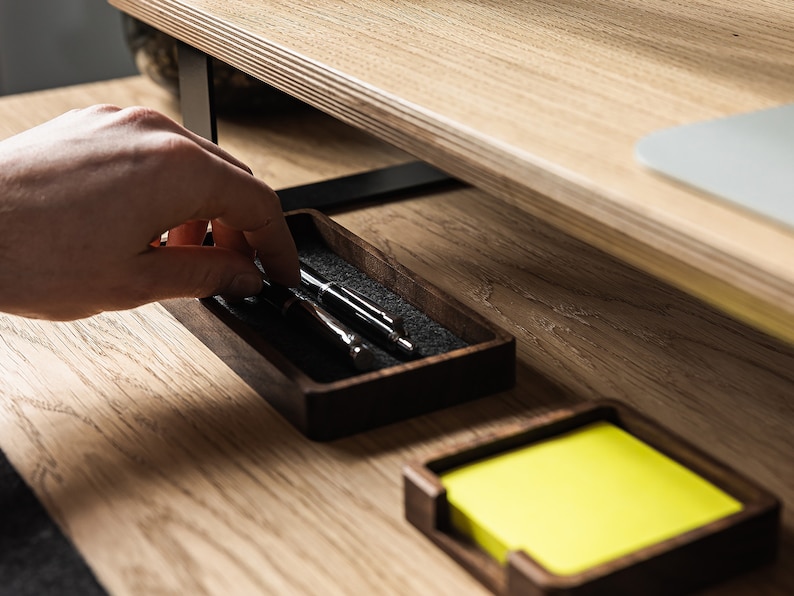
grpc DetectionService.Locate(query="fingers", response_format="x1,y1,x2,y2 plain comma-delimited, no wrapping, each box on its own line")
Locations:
133,245,265,303
210,220,254,258
90,105,299,287
166,220,209,246
157,145,299,287
204,170,299,286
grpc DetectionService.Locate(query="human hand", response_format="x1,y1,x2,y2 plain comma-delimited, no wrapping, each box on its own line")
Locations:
0,104,299,320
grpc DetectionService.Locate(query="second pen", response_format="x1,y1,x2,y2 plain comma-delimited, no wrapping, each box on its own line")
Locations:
299,262,417,357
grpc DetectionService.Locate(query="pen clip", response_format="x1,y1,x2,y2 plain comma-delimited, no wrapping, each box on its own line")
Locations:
338,285,407,336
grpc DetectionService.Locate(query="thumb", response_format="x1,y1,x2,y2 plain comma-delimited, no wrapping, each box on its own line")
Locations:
135,246,265,301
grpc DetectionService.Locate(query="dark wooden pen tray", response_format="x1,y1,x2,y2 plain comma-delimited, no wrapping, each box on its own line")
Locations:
162,209,515,441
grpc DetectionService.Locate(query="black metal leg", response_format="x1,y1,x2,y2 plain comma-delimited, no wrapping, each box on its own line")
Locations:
177,41,217,143
176,43,462,211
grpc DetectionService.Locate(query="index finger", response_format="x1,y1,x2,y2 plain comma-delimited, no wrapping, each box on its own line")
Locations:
155,141,299,287
213,180,299,286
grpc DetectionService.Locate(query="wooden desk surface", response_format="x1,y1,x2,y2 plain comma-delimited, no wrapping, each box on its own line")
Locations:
1,77,793,595
109,0,794,344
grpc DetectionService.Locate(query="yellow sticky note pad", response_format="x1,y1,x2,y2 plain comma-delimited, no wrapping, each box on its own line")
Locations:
440,421,743,576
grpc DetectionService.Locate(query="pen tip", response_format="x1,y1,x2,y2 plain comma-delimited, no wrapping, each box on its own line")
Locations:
351,345,376,371
396,336,417,356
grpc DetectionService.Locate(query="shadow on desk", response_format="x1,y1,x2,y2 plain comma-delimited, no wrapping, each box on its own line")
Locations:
327,362,578,458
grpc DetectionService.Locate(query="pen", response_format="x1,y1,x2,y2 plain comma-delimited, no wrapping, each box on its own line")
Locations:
258,278,375,372
299,262,416,357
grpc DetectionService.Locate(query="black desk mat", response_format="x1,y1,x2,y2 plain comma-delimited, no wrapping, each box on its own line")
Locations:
0,448,104,595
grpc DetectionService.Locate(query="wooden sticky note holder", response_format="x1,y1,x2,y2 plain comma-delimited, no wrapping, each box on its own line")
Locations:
403,400,780,595
162,209,515,441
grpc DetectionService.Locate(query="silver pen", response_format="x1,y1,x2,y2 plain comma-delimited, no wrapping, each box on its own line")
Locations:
299,262,416,356
259,278,375,372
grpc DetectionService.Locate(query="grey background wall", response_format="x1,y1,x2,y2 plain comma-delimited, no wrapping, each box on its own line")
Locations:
0,0,137,96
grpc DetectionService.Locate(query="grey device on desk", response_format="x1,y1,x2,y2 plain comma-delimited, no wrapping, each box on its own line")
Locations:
259,278,375,372
299,262,417,357
635,103,794,230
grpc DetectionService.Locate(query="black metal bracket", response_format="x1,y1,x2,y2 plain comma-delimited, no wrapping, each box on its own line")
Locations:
175,42,461,211
277,161,459,212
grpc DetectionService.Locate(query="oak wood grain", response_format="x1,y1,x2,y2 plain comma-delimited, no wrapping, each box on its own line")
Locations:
0,77,792,594
108,0,794,344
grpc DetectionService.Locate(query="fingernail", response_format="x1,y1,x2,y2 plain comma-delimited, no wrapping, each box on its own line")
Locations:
226,273,263,297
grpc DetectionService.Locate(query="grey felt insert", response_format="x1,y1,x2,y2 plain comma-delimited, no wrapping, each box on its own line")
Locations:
210,241,468,383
